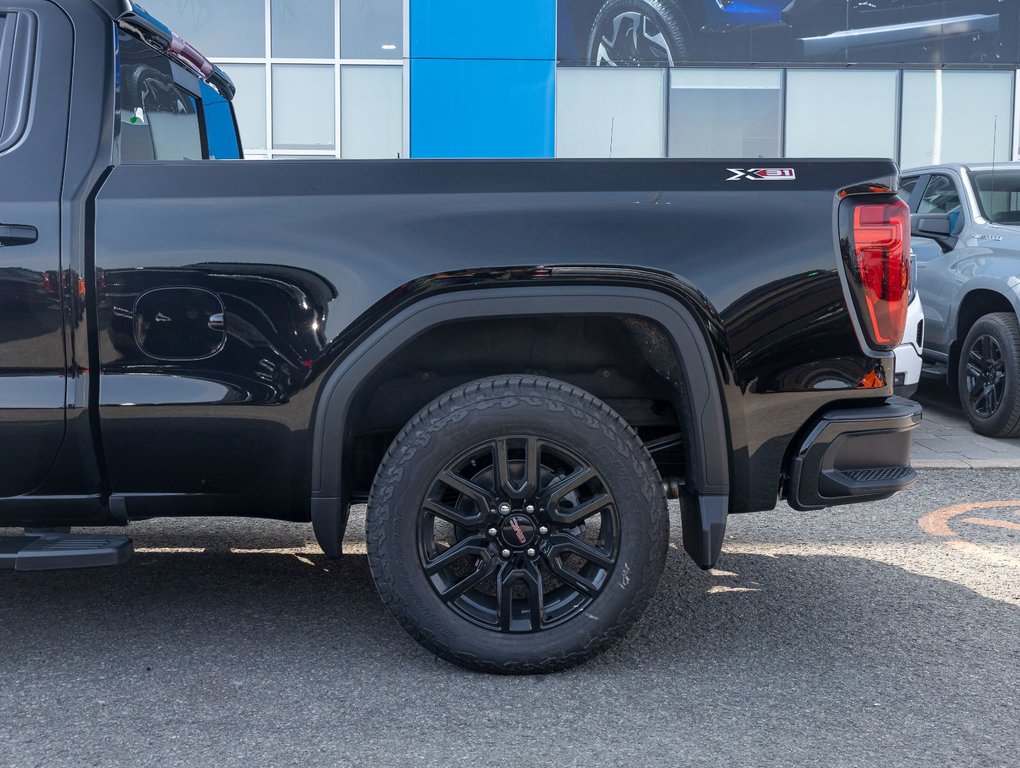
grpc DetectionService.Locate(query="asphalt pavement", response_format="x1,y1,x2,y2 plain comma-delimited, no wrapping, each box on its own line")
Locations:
1,469,1018,768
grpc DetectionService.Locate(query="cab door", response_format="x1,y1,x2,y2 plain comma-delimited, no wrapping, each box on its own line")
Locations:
0,2,72,498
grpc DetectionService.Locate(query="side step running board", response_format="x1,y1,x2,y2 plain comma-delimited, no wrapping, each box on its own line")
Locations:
0,533,133,571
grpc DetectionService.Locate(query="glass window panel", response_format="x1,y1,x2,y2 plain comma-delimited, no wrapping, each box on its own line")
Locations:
900,71,1013,169
785,70,897,159
341,0,402,59
341,66,402,159
220,64,266,151
918,175,962,215
118,33,203,161
139,0,265,58
555,68,664,158
668,69,781,158
272,0,333,58
272,64,335,150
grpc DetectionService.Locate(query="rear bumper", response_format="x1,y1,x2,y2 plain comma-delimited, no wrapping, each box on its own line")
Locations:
786,397,922,512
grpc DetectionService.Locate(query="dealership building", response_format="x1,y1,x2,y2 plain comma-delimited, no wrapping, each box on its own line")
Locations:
141,0,1020,168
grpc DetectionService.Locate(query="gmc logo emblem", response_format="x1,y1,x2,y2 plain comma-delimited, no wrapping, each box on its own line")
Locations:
726,168,797,181
509,518,527,544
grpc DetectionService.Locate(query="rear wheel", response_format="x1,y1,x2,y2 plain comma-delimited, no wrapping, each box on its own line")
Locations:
957,312,1020,437
366,376,668,673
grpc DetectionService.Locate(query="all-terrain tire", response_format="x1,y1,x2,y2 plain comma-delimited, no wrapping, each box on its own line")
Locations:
366,376,668,674
957,312,1020,438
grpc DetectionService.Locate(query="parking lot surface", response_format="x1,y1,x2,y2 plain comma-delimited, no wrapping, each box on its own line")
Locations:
913,382,1020,467
1,470,1017,768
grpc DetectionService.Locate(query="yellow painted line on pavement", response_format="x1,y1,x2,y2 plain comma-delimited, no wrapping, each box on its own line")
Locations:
918,500,1020,537
960,517,1020,532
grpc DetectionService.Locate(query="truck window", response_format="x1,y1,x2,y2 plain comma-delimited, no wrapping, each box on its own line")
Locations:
917,175,962,215
0,10,36,154
897,176,919,207
118,31,203,161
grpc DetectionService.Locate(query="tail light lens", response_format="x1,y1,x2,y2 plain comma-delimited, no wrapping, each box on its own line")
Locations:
841,199,911,351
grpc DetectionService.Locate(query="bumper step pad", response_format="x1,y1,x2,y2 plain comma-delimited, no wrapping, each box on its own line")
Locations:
0,533,132,571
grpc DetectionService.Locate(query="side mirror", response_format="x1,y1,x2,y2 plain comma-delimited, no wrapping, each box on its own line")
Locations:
910,213,958,252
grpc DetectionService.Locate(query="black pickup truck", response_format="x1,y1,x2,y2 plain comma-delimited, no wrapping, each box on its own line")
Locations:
0,0,921,672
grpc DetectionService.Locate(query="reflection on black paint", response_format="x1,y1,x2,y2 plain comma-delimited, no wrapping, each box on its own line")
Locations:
100,263,337,404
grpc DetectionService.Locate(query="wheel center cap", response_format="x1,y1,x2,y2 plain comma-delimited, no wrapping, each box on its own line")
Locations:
500,515,537,548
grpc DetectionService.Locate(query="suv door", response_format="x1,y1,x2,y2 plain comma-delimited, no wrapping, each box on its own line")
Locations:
0,2,72,498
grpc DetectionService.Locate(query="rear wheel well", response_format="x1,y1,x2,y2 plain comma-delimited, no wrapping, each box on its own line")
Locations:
950,290,1016,387
344,314,692,501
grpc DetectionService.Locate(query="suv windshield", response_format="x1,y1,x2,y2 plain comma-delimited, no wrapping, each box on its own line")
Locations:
970,171,1020,225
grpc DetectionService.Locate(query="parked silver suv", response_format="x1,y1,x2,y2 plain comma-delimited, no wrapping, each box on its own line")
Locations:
901,163,1020,437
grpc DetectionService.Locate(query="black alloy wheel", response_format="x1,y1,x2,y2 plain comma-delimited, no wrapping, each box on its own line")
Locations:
964,333,1006,418
585,0,689,66
367,376,668,673
418,436,620,633
957,312,1020,438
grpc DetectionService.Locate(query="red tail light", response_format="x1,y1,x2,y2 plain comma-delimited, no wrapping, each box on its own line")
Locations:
843,199,911,351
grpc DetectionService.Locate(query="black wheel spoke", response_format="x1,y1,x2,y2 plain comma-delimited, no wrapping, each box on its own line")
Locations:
494,437,540,499
437,471,494,513
546,532,615,569
546,555,600,598
438,555,499,603
424,535,490,576
495,560,544,632
543,466,599,518
547,491,614,526
422,498,485,529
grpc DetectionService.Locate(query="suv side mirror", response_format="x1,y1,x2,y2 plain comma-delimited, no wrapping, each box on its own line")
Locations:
911,213,958,252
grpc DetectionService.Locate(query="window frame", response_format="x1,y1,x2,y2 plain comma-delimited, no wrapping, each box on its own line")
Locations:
0,9,36,155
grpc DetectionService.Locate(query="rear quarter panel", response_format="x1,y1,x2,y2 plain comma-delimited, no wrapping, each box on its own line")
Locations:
91,158,897,516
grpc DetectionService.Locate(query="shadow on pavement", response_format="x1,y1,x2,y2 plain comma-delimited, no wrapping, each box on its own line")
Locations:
0,524,1016,767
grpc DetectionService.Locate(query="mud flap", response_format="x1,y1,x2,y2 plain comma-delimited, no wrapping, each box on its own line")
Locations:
679,491,728,570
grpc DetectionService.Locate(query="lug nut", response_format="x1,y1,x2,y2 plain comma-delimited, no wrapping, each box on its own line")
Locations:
501,548,511,558
538,526,549,535
488,527,498,537
526,548,536,557
525,504,535,514
498,502,511,515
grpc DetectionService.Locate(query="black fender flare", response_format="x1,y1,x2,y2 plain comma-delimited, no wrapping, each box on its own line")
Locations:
309,285,731,567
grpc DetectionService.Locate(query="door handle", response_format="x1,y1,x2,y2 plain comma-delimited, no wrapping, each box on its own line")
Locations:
208,312,225,331
0,224,38,247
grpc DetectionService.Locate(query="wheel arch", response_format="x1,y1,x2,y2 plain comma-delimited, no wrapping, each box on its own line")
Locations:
948,286,1019,387
309,285,732,561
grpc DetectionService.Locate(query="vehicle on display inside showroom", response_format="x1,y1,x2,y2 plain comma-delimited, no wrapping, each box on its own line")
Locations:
562,0,1011,66
0,0,920,673
901,163,1020,437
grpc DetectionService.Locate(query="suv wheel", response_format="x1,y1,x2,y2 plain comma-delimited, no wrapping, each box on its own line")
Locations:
586,0,689,66
958,312,1020,437
366,376,668,673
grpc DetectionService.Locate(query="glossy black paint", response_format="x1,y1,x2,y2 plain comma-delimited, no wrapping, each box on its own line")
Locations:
0,0,72,499
87,157,897,520
0,0,903,530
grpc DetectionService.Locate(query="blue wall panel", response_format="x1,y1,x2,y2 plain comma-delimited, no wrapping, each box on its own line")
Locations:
411,59,555,158
409,0,557,158
411,0,556,60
